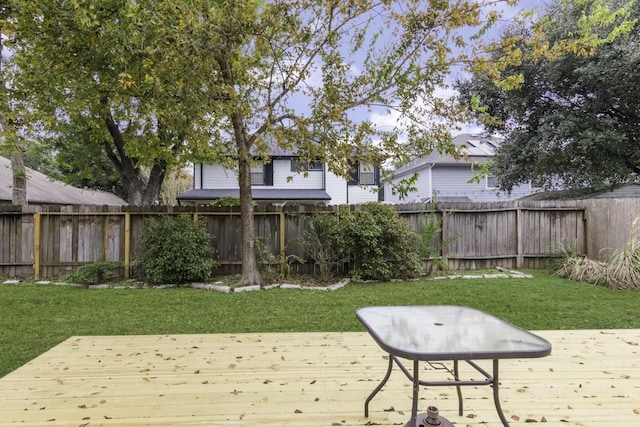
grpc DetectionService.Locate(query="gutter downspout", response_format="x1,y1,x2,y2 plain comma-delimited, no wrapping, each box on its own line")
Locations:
428,163,434,201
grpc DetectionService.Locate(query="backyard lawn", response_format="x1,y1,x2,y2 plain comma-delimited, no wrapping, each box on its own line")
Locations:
1,269,639,378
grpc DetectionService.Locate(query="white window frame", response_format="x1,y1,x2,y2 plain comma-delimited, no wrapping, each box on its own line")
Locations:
359,163,375,185
251,165,265,185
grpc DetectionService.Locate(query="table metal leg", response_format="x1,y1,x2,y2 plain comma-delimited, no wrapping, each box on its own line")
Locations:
410,359,419,427
453,360,463,416
365,356,511,427
365,355,394,417
492,359,511,427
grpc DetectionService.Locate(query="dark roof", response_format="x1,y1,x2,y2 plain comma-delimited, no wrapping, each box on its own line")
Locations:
177,188,331,202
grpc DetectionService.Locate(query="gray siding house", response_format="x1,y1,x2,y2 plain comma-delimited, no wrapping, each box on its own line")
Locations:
178,146,381,206
384,134,539,203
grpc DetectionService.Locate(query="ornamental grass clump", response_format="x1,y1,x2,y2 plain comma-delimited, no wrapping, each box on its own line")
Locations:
551,219,640,290
549,239,606,285
603,218,640,290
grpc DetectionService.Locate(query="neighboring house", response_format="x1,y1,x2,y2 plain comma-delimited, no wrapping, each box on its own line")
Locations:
384,134,539,204
0,155,127,206
177,146,381,206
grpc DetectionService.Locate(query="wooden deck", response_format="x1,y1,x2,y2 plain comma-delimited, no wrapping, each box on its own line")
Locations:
0,330,638,426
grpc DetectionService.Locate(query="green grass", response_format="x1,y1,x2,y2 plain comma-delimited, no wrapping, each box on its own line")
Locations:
1,269,640,378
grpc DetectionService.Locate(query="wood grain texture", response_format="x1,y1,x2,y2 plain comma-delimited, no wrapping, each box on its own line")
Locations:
1,330,638,426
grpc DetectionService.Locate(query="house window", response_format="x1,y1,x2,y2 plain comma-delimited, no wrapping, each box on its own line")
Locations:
359,163,375,185
291,159,323,172
251,164,265,185
486,174,498,189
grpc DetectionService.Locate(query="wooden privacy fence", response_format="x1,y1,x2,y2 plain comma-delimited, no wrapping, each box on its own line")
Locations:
3,198,634,280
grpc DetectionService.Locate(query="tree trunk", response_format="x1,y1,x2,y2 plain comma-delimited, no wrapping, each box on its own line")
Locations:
142,162,167,206
103,111,164,206
215,49,263,286
237,147,263,287
0,21,27,207
10,149,27,207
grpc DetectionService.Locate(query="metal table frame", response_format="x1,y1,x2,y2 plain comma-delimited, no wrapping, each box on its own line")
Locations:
356,305,552,427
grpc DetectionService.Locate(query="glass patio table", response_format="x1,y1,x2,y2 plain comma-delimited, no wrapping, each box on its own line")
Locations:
356,305,552,427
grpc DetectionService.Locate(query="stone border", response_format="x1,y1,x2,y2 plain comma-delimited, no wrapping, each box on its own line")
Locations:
2,268,531,292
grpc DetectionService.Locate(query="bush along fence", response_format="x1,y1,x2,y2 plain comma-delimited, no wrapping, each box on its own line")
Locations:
1,198,637,280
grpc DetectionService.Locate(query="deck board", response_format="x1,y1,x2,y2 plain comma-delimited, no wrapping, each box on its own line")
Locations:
0,330,639,426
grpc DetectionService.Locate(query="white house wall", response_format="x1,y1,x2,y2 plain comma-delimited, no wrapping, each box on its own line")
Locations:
347,185,380,204
198,164,238,189
272,159,323,188
324,169,380,205
325,170,348,204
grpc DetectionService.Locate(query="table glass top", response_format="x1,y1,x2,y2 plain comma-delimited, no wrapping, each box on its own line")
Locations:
356,305,551,360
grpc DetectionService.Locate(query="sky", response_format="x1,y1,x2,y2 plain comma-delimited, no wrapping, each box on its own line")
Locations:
365,0,545,138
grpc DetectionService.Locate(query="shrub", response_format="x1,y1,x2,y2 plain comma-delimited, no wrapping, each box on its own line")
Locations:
338,203,421,280
301,213,346,281
134,215,217,285
255,237,305,284
65,261,122,285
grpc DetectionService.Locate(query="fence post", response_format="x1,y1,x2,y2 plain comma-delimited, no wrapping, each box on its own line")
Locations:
33,212,41,280
440,207,448,261
516,208,523,268
102,207,109,262
279,211,286,267
124,212,131,279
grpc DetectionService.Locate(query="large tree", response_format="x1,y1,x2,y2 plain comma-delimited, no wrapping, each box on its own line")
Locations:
154,0,527,286
7,0,217,205
458,0,639,192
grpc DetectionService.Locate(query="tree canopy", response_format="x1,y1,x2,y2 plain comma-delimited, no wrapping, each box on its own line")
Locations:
6,0,221,205
458,0,639,192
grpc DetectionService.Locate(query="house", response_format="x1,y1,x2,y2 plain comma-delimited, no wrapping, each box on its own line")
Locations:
177,146,381,206
0,155,127,206
383,133,539,204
